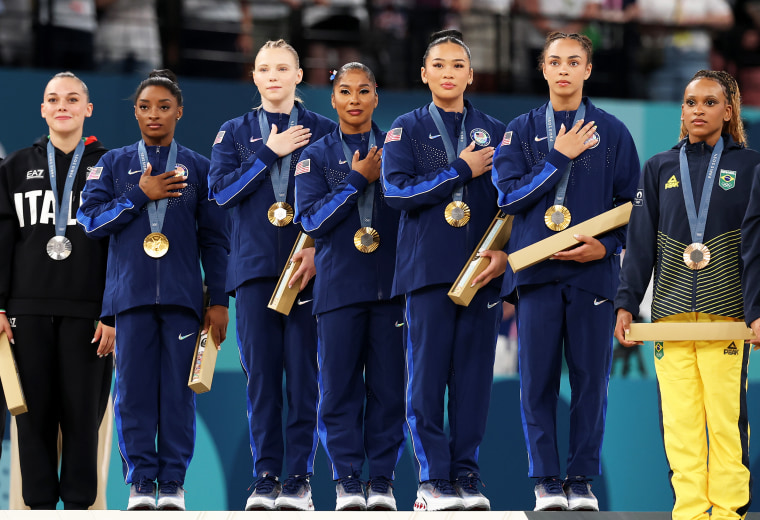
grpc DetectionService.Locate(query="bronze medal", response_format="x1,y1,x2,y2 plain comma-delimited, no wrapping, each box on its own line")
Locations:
683,242,710,270
544,205,571,231
444,201,471,227
354,227,380,253
144,232,170,258
268,202,294,227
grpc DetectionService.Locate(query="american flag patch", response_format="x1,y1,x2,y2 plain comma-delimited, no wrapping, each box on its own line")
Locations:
213,131,225,145
87,167,102,180
385,127,403,143
501,131,512,146
295,159,310,175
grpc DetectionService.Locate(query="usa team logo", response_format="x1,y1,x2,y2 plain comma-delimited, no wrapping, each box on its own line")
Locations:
385,127,403,143
87,166,103,180
584,131,600,149
470,128,490,146
175,164,189,177
295,159,310,175
501,131,513,146
213,131,225,145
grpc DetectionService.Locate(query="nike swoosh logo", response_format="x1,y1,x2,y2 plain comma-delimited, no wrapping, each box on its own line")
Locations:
395,321,404,328
487,301,500,309
428,134,441,140
339,160,347,164
593,298,609,306
128,169,141,175
534,136,548,142
250,137,262,143
297,298,313,306
178,332,196,340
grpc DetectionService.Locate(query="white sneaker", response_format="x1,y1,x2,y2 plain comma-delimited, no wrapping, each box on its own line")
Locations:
157,481,185,511
335,475,366,511
413,479,464,511
275,475,315,511
534,476,568,511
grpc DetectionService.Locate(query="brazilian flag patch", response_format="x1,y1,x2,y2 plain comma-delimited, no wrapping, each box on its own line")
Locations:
655,341,664,360
719,170,736,191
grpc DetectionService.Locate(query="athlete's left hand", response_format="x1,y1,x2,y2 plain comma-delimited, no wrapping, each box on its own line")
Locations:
289,246,316,291
92,321,115,357
552,234,606,263
472,250,508,287
203,305,229,348
749,318,760,349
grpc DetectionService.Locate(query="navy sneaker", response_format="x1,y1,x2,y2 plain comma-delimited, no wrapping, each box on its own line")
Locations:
246,473,281,511
335,473,366,511
157,481,185,511
367,476,396,511
413,479,464,511
534,476,568,511
454,473,490,510
275,475,314,511
563,475,599,511
127,478,156,511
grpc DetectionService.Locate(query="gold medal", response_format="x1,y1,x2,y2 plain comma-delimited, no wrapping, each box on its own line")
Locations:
683,242,710,270
354,227,380,253
268,202,294,227
544,205,571,231
144,232,169,258
444,201,471,227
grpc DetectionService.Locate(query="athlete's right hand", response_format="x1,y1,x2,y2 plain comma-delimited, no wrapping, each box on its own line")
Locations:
0,313,13,344
459,142,494,178
353,147,382,184
553,119,597,160
139,163,187,200
614,309,641,347
265,123,312,157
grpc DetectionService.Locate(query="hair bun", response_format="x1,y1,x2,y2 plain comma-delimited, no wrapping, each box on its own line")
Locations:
148,69,178,84
429,29,463,45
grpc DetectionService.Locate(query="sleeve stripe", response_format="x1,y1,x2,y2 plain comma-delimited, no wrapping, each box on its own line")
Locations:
382,167,459,200
210,159,268,206
497,162,558,210
299,185,358,233
78,199,135,234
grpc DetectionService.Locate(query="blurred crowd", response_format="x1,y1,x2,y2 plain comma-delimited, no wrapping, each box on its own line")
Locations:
0,0,758,104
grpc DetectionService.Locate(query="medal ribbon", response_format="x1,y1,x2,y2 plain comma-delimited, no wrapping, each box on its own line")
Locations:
545,100,586,208
258,108,299,202
47,138,85,238
679,137,724,243
138,140,178,235
339,129,377,228
428,102,467,202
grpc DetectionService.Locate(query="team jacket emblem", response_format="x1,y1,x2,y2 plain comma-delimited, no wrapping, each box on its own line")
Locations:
470,128,490,146
719,170,736,191
26,169,44,180
664,175,680,189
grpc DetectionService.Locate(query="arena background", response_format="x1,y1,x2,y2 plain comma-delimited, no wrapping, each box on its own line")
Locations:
2,68,760,512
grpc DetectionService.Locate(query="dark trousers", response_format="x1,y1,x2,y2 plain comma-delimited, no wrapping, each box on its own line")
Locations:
11,315,112,509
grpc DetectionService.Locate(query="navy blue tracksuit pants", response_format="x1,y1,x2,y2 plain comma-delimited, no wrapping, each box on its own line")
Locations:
114,305,199,485
516,282,614,478
235,278,319,478
404,284,501,482
316,300,406,480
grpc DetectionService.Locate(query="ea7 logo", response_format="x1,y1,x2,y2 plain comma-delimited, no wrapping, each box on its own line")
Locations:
8,317,16,328
26,169,44,180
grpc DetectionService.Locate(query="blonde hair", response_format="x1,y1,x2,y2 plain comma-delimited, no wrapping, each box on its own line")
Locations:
680,70,746,147
254,39,303,106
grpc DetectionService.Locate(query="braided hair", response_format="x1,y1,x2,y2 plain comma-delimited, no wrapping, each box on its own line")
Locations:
681,70,746,146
